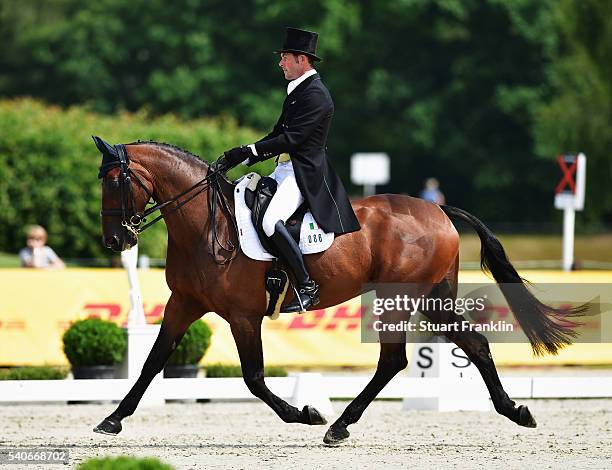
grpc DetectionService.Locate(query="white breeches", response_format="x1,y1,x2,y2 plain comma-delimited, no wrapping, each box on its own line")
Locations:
262,161,305,237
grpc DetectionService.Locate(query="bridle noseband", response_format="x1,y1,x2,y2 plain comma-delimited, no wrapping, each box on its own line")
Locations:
98,143,239,263
99,144,153,238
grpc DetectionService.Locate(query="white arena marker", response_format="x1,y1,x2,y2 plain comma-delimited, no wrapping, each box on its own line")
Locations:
403,339,491,412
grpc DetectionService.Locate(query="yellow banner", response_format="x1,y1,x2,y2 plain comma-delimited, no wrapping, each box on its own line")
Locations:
1,269,611,367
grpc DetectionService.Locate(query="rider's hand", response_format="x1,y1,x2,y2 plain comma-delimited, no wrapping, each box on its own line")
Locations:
217,146,253,173
227,145,254,163
215,155,232,173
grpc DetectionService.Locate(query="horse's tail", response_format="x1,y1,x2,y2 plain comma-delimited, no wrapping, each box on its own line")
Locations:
440,204,583,356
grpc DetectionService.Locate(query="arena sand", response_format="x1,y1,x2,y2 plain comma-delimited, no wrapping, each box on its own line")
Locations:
1,399,610,469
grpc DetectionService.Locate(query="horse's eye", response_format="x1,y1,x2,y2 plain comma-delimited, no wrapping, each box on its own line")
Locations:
104,179,120,189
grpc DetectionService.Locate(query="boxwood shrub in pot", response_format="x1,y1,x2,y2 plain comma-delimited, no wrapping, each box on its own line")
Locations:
161,319,212,378
62,318,127,379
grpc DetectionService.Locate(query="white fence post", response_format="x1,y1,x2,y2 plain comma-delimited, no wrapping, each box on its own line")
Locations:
289,373,335,417
119,244,164,405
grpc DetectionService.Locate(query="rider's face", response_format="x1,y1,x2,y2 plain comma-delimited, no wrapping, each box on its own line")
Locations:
279,52,308,80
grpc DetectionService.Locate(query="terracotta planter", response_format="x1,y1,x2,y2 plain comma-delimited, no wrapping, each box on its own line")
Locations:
72,365,118,379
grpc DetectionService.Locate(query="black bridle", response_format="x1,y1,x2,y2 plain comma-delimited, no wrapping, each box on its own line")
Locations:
98,143,239,263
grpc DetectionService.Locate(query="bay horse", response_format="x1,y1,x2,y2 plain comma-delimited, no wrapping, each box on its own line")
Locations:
92,138,579,445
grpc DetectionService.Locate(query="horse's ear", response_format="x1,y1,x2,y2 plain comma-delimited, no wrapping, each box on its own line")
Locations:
92,135,115,156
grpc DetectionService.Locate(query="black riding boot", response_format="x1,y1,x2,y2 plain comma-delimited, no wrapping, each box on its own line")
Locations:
269,221,320,313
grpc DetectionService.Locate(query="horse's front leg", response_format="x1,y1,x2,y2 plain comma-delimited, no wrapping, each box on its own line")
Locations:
229,314,326,426
93,293,200,435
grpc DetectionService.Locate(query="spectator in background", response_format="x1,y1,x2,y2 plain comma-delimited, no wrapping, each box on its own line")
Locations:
419,177,446,205
19,225,65,269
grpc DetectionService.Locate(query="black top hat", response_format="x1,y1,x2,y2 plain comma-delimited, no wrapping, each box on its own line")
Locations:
275,27,321,62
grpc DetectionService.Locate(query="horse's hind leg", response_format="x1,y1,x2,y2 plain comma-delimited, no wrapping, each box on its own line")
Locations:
422,280,537,428
229,314,327,426
324,312,408,445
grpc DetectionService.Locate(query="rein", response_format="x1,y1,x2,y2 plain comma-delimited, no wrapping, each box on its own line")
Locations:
99,143,240,264
207,166,240,264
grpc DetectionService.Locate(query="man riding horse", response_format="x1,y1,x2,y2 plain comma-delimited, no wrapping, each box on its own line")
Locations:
217,27,361,313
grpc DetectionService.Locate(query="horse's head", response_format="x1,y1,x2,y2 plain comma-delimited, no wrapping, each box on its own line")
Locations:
93,136,153,252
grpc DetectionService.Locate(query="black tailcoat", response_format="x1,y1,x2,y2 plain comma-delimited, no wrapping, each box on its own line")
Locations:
248,73,361,235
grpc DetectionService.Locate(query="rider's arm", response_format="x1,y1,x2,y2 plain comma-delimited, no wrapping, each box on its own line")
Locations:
240,114,283,165
247,88,332,164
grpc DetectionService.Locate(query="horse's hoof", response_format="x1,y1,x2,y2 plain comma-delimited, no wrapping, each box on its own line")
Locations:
93,417,122,435
517,405,537,428
323,425,350,446
304,405,327,425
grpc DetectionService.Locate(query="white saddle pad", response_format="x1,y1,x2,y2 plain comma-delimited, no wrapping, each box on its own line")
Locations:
234,173,334,261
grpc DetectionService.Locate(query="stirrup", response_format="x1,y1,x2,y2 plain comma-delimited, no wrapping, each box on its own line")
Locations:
283,280,319,313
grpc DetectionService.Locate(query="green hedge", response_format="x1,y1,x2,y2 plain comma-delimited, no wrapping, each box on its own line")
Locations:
78,456,174,470
0,366,68,380
0,98,273,260
205,363,287,378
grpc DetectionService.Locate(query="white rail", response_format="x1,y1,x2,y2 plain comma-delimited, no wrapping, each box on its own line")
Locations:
1,375,611,407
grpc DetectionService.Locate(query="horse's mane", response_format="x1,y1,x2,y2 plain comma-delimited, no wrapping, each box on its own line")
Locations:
128,140,210,170
128,139,236,192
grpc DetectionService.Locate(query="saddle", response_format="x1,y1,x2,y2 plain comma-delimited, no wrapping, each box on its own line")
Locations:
243,174,308,256
234,172,334,317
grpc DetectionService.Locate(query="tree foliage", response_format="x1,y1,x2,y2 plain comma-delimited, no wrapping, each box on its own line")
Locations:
0,0,610,230
534,0,612,226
